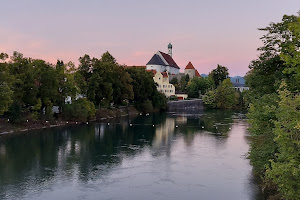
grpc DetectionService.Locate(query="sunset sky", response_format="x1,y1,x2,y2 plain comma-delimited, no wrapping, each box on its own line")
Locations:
1,0,299,76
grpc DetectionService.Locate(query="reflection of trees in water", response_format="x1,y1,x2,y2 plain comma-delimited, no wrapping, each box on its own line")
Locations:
0,110,240,199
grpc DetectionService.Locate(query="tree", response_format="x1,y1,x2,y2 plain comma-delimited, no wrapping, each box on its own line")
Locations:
246,12,300,199
179,74,189,92
125,67,155,103
266,82,300,200
202,90,217,108
209,64,229,87
0,53,13,115
215,79,239,109
187,76,214,98
100,51,117,64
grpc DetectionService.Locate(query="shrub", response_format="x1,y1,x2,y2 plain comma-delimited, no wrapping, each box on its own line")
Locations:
63,98,95,121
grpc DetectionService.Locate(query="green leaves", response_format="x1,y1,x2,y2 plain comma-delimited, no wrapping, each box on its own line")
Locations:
247,12,300,199
208,64,229,87
202,79,239,109
266,82,300,200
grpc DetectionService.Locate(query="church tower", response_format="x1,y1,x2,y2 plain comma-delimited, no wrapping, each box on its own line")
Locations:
168,43,172,57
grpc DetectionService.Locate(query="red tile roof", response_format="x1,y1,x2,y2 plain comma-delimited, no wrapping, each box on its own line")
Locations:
159,51,180,69
146,69,157,77
161,72,168,77
185,62,195,69
195,70,201,77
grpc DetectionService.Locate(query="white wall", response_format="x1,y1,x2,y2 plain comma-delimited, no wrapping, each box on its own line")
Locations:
146,64,165,72
184,69,195,79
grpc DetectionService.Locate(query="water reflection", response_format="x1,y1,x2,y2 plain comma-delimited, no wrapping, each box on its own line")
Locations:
0,110,263,200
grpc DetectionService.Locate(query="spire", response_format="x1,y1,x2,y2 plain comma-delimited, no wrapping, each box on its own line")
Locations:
168,43,172,57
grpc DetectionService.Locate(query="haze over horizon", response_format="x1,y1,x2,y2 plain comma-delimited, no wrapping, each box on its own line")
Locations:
1,0,299,76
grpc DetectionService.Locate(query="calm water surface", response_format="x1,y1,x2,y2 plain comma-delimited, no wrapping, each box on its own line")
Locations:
0,110,263,200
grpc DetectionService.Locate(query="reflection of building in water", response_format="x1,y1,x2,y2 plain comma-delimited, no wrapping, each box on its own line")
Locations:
153,118,175,151
95,124,105,140
175,116,187,124
0,144,6,157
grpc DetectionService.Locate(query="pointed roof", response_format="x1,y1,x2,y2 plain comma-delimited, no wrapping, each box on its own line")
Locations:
158,51,180,69
146,54,166,66
185,62,195,69
195,70,201,77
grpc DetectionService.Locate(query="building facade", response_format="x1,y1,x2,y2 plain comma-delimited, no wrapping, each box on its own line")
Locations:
146,43,180,75
150,70,175,97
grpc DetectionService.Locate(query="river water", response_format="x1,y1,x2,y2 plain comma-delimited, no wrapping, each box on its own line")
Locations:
0,110,263,200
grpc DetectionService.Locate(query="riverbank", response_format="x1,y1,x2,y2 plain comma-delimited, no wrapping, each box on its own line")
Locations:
0,106,140,135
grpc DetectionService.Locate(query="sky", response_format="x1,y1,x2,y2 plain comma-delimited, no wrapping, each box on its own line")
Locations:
0,0,299,76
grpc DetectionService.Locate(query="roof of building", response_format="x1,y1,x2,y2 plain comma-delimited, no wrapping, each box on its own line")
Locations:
146,69,157,77
161,72,168,78
146,54,166,66
195,70,201,77
185,62,195,69
159,51,180,69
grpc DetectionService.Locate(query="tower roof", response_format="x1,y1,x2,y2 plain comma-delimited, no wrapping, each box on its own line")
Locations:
195,70,201,77
168,43,172,48
185,62,195,69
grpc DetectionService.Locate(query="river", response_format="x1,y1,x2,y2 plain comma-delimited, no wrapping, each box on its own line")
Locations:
0,110,264,200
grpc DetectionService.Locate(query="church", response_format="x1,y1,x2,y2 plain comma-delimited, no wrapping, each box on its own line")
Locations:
146,43,180,75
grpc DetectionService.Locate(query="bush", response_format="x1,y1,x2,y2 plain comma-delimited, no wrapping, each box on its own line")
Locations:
151,90,167,110
140,99,153,113
202,90,217,108
63,98,95,121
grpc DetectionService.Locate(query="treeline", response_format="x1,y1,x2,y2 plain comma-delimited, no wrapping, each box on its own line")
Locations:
246,13,300,199
0,51,167,122
171,64,245,109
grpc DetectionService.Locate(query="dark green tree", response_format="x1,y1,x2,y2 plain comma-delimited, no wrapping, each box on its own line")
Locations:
209,64,229,87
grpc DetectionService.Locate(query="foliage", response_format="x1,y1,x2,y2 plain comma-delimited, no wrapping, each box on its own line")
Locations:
170,77,179,91
247,94,278,174
202,90,217,108
179,74,189,92
208,64,229,87
187,76,214,98
151,89,167,110
76,53,133,108
246,12,300,199
0,55,13,115
215,79,239,109
63,98,95,121
139,99,153,113
265,83,300,200
202,79,239,109
125,67,155,103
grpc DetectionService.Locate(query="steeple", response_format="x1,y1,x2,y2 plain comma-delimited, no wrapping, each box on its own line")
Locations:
168,43,172,57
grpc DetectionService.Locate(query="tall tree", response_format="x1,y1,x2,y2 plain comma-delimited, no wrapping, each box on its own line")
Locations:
209,64,229,87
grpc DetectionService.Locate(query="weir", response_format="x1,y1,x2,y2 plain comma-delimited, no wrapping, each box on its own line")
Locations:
167,99,203,112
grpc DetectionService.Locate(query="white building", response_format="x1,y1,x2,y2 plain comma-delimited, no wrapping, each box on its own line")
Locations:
146,43,180,75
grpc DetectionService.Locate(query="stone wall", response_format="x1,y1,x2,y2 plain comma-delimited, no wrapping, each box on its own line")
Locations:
167,99,203,112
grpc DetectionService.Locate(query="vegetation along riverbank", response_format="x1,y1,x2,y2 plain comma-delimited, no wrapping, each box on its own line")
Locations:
246,12,300,200
0,51,167,134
